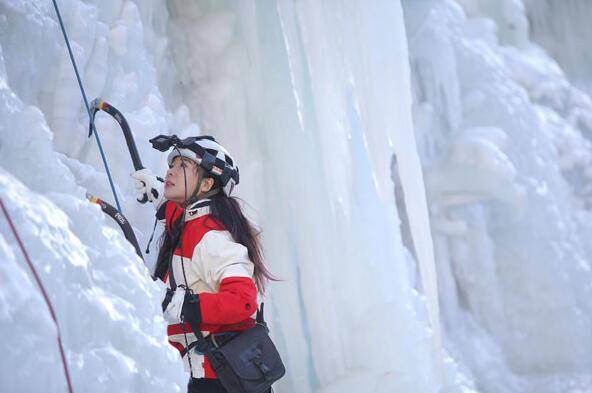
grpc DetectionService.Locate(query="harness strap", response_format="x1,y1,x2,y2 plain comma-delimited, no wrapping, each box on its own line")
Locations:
180,340,200,357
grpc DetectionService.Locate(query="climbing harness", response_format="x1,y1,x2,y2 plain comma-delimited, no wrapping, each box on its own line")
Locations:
0,198,74,393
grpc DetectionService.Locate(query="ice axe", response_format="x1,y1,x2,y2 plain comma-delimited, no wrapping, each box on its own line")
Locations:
86,193,143,260
89,98,152,203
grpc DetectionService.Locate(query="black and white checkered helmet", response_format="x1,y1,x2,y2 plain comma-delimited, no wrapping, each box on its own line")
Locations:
167,136,239,196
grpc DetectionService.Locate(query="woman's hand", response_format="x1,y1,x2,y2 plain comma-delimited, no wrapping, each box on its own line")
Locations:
181,292,202,331
131,168,164,208
163,287,186,324
163,287,202,328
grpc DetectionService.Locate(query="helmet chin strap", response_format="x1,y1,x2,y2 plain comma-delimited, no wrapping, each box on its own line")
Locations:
184,169,220,206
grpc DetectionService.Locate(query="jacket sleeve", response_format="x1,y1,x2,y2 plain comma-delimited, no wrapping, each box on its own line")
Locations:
194,230,257,325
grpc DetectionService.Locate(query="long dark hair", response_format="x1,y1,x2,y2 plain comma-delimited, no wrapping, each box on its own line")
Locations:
153,172,276,293
209,192,276,293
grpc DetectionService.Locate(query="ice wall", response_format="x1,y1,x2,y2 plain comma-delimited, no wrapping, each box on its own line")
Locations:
0,1,186,392
3,0,591,392
404,0,592,392
164,1,445,392
0,1,446,392
523,0,592,90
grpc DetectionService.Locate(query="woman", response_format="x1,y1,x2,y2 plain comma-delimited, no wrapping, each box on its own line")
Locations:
132,135,274,393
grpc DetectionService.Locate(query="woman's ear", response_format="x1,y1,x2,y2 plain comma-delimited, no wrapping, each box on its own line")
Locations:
201,177,215,193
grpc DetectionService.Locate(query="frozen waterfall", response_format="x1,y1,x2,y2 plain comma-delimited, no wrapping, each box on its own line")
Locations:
1,1,591,392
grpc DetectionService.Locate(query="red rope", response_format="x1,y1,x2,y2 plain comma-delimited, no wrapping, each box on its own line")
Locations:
0,198,74,393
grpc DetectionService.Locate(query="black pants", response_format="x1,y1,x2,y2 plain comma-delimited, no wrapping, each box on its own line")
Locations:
188,378,273,393
188,378,227,393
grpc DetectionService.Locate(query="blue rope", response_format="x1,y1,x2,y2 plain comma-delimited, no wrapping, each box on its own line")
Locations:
51,0,123,213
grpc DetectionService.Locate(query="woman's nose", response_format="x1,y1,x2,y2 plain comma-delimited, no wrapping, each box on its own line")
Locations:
166,167,175,179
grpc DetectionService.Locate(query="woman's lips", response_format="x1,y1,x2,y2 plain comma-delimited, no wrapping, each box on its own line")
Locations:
165,180,175,188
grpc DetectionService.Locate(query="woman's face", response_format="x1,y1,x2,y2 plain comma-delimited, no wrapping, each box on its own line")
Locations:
164,156,200,203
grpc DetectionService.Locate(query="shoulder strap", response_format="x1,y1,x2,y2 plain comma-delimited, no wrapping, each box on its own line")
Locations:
167,205,183,290
167,208,208,345
167,253,177,290
256,302,267,327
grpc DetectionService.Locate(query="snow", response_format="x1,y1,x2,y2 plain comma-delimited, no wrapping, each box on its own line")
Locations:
1,0,592,392
0,168,184,392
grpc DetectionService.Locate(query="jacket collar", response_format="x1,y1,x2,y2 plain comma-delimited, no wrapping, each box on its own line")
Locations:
184,199,211,221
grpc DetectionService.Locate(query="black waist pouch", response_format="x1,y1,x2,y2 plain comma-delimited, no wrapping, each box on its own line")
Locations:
206,323,285,393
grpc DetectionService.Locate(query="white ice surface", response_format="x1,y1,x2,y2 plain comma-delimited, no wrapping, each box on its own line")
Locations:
405,0,592,391
1,1,442,392
1,0,592,392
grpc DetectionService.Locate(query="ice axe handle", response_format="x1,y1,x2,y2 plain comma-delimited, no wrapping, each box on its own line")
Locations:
90,99,152,204
111,107,144,172
90,99,145,171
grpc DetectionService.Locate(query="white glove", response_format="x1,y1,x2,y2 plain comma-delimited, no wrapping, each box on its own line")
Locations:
131,168,164,208
163,287,186,324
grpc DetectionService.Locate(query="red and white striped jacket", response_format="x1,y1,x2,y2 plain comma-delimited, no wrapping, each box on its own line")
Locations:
158,199,258,378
